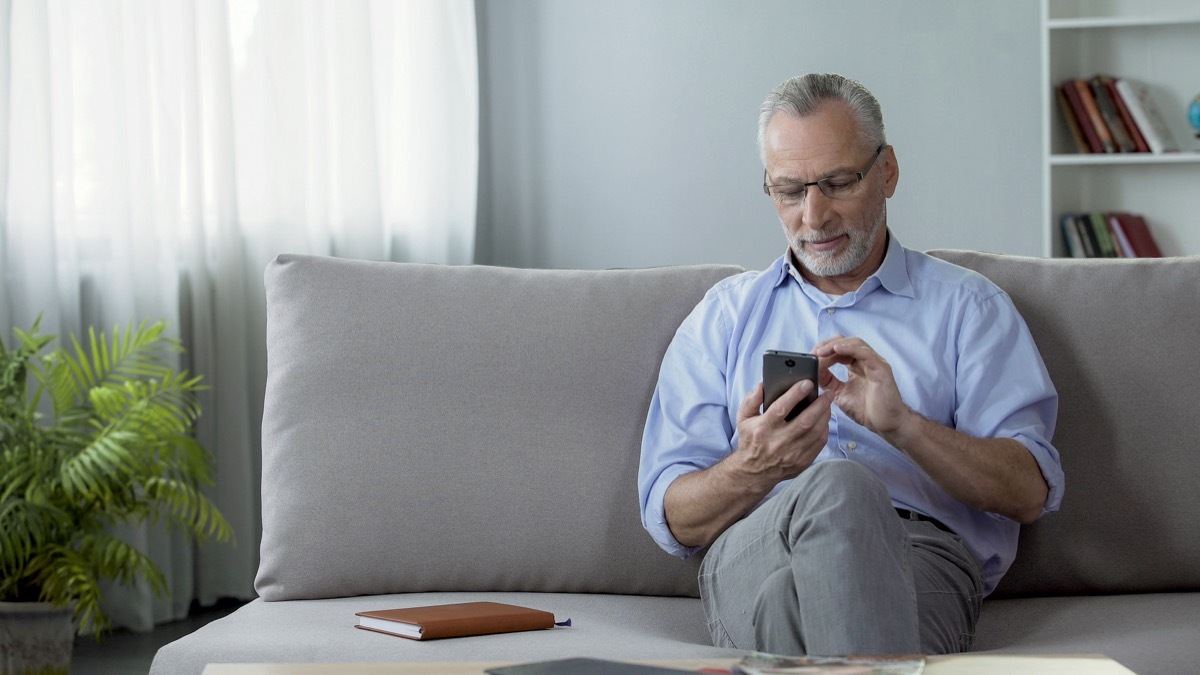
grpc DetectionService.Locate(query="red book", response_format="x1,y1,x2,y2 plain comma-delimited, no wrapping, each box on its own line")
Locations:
1112,213,1163,257
1060,81,1102,153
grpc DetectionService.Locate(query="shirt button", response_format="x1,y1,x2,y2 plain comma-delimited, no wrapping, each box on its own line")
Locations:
827,308,836,315
847,441,858,451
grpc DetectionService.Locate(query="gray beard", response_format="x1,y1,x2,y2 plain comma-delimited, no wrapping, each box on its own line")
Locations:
788,206,887,278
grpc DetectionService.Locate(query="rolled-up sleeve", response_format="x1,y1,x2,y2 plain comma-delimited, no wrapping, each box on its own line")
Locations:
954,290,1064,516
638,291,737,557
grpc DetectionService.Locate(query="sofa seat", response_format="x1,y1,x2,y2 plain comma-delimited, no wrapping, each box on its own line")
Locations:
974,592,1200,675
150,592,739,672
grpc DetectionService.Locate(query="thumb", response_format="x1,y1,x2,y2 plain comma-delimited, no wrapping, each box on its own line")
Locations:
738,382,765,423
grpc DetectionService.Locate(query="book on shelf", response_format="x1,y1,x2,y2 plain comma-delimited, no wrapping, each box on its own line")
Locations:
1072,79,1116,153
1089,77,1137,153
1100,75,1151,153
1112,212,1164,257
1114,78,1181,154
1056,84,1095,154
1087,212,1119,258
1055,75,1185,155
354,601,562,641
1059,211,1163,258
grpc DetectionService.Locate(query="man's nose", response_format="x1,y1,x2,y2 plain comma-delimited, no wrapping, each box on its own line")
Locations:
800,186,833,225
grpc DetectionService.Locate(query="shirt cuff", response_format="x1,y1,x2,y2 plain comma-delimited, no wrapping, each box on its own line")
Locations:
644,464,704,559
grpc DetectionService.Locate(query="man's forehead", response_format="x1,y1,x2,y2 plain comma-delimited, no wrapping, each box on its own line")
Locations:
763,104,866,173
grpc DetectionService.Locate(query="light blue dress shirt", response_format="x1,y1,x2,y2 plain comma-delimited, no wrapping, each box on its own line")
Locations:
638,234,1063,596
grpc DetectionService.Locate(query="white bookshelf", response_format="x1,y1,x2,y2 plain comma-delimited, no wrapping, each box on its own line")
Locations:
1041,0,1200,257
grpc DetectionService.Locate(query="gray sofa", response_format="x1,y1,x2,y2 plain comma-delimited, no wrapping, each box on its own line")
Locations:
151,251,1200,675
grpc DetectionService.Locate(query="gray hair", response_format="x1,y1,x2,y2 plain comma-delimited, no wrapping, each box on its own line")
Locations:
757,73,887,164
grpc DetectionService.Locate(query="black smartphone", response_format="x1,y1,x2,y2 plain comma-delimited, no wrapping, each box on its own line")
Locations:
762,350,819,421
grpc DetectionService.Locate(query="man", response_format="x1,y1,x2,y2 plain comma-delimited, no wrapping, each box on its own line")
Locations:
637,73,1063,656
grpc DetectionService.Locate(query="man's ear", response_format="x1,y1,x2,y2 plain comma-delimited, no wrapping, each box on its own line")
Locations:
882,145,899,198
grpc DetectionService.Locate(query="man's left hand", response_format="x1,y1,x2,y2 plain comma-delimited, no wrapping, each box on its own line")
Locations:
812,335,911,439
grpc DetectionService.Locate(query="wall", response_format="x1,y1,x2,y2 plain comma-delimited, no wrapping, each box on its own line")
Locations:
476,0,1043,270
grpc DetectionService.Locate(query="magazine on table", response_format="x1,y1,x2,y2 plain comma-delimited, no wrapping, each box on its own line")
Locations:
733,652,924,675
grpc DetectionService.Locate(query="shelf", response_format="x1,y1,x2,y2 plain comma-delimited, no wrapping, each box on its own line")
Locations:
1050,153,1200,166
1048,15,1200,30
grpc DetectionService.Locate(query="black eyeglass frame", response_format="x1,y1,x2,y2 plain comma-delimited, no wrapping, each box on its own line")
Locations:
762,143,886,203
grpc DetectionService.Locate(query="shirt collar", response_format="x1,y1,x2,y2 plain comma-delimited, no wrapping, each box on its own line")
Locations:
774,230,915,299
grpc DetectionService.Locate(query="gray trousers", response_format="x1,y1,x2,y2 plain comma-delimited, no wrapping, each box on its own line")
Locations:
698,460,984,655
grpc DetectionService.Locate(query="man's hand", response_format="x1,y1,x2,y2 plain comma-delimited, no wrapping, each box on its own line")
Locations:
734,380,832,483
813,334,1049,523
663,380,832,548
812,335,911,437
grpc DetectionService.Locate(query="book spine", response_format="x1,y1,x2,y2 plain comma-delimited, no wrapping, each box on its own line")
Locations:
1055,86,1090,154
1103,76,1150,153
1087,212,1118,257
1059,212,1085,257
1106,213,1135,257
1061,81,1102,153
1074,79,1116,153
1073,214,1099,258
1090,77,1135,152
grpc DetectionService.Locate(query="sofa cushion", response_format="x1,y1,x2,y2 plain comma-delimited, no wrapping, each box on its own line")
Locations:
149,592,740,675
256,256,743,601
928,251,1200,597
974,592,1200,675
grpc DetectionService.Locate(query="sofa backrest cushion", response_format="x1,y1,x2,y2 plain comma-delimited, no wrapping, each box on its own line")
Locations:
255,255,743,601
928,250,1200,597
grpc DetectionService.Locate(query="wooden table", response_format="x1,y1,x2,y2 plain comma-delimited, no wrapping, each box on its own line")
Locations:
204,654,1137,674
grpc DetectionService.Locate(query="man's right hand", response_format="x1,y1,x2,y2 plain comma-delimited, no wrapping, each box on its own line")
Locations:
663,380,832,548
733,380,832,485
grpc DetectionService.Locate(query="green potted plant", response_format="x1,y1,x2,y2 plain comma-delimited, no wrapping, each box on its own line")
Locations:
0,319,232,673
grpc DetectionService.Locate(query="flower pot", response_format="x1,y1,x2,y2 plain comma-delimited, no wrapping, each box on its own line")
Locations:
0,602,73,675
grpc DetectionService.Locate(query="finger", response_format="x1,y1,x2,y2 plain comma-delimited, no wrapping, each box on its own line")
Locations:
766,378,815,421
738,382,765,423
791,387,833,429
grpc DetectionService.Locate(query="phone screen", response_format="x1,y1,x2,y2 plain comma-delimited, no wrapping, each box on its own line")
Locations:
762,350,818,421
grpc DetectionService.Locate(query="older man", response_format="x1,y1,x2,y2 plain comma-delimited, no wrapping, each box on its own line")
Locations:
638,73,1063,656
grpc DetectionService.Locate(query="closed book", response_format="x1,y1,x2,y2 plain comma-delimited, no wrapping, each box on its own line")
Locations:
1061,81,1103,153
1073,214,1099,258
1107,213,1135,257
1055,86,1090,154
1059,212,1086,258
355,601,557,640
1113,212,1163,257
1090,76,1135,152
1073,78,1116,153
1115,78,1180,154
1102,75,1151,153
1087,211,1119,257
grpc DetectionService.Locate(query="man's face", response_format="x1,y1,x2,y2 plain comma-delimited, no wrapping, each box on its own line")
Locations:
762,102,897,280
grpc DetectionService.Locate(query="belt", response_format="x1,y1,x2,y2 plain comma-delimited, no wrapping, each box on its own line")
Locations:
895,508,955,536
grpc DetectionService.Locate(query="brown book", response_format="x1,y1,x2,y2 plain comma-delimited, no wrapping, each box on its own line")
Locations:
1073,79,1116,153
1061,81,1102,153
354,601,557,640
1055,86,1090,153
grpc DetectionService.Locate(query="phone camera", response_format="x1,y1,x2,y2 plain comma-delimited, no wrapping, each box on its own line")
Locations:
784,359,795,368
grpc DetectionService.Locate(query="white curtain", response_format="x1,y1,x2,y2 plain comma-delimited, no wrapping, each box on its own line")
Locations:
0,0,478,631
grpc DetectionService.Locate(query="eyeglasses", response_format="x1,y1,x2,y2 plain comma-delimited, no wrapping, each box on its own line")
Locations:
763,144,885,207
